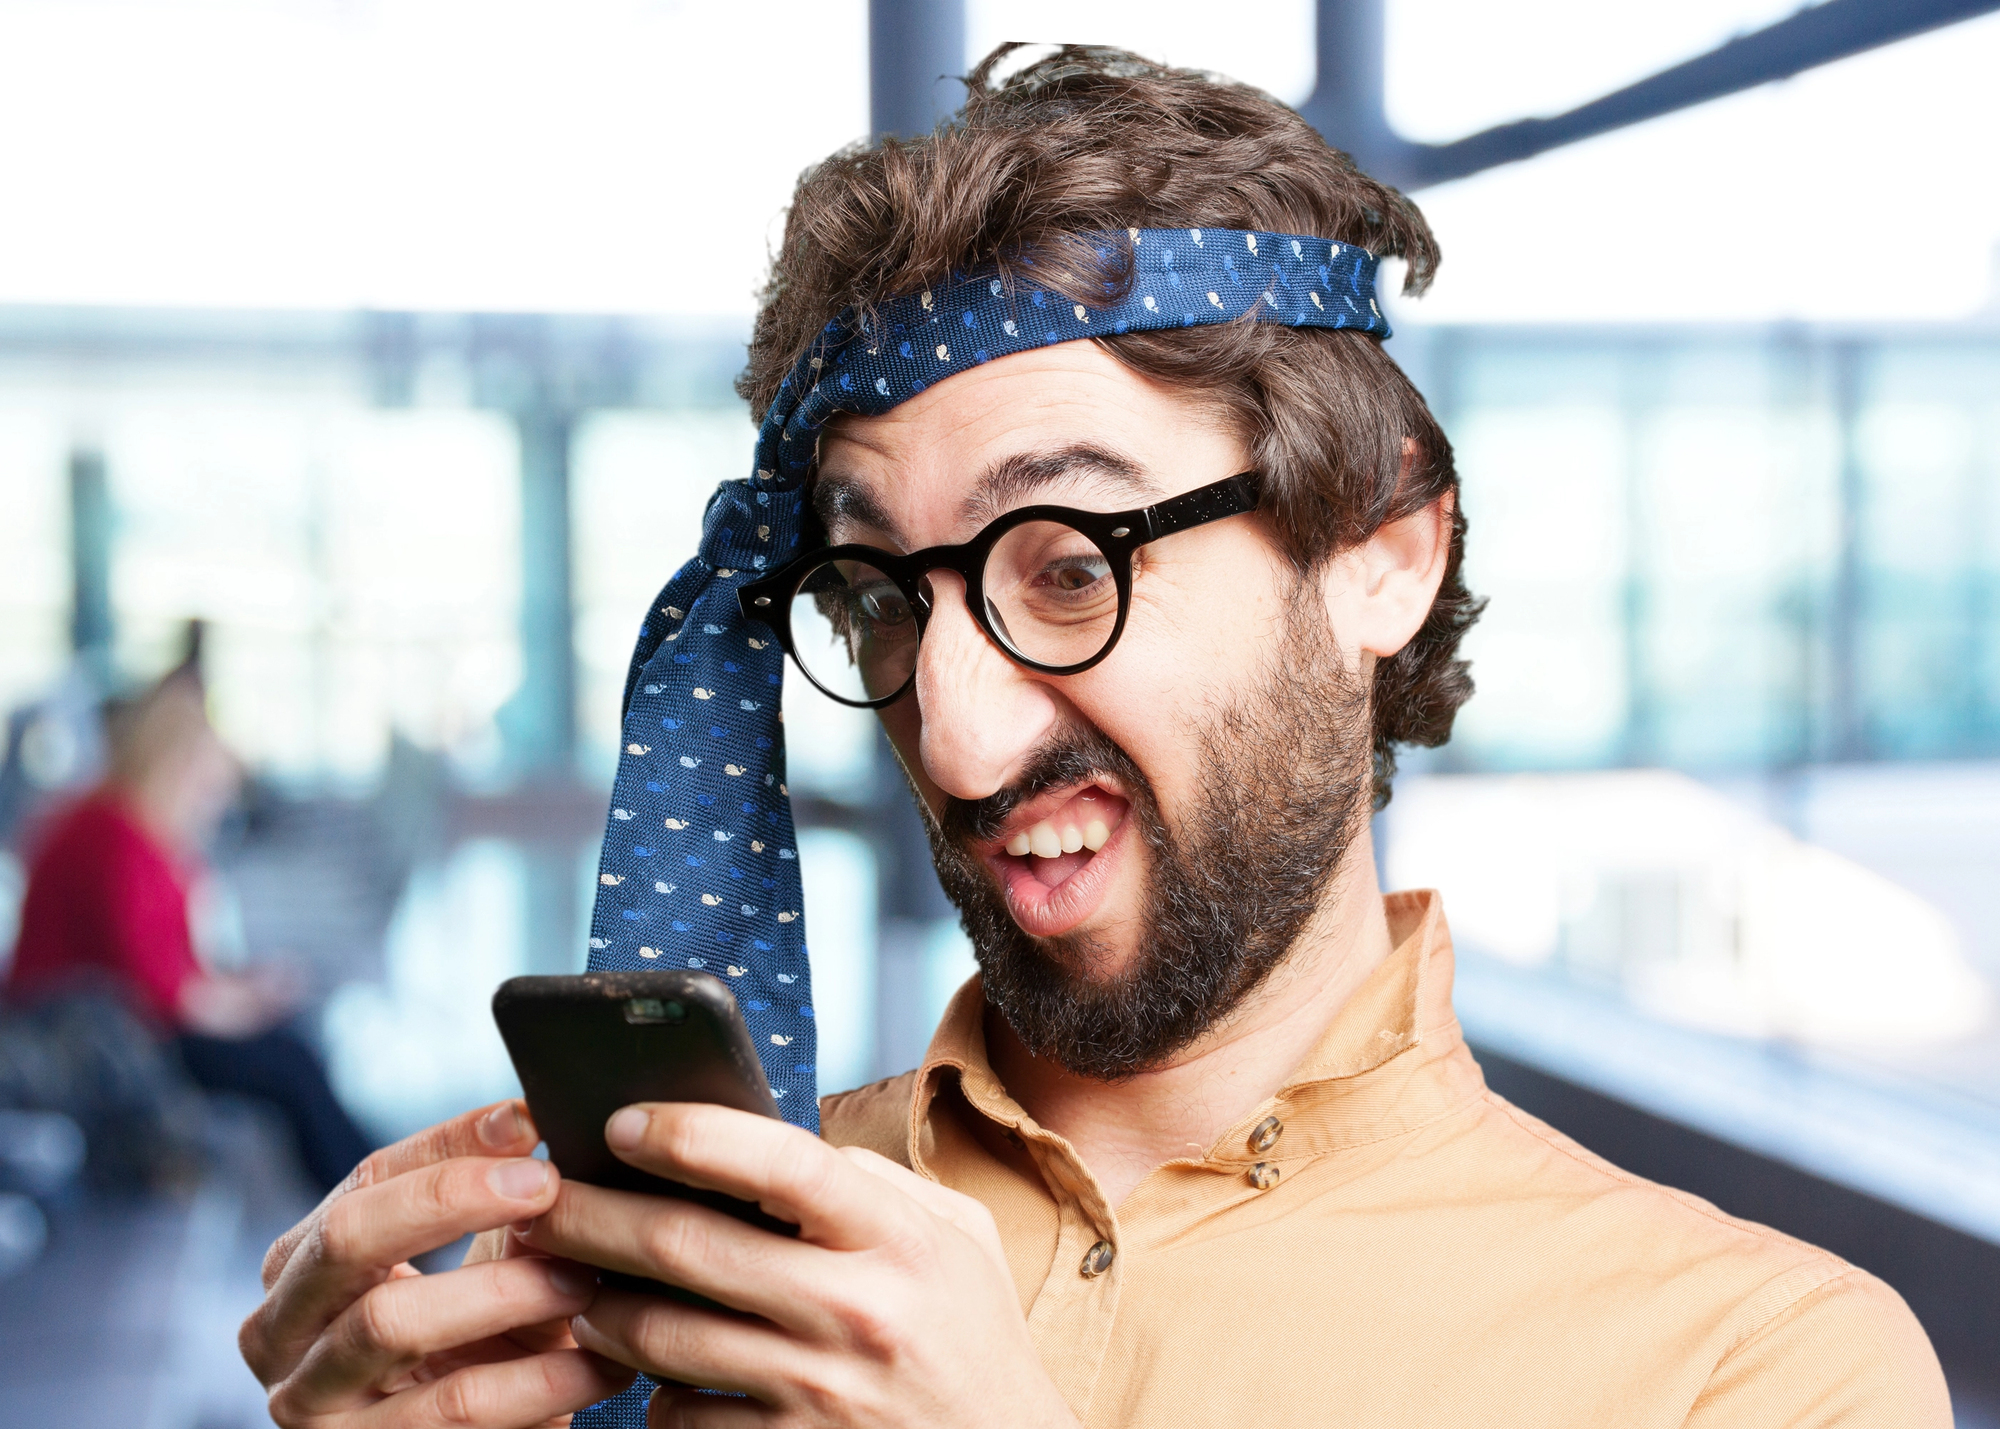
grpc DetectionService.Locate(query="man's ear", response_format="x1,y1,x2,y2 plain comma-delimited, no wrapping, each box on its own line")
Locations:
1321,439,1454,662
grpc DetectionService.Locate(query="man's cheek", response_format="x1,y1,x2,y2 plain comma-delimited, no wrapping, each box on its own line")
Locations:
875,703,942,813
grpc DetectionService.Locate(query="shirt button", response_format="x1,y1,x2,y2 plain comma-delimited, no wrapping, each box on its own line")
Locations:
1248,1115,1283,1155
1080,1240,1116,1278
1249,1161,1281,1190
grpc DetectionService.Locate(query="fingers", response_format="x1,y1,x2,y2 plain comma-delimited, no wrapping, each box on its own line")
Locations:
244,1155,562,1388
836,1147,1006,1259
262,1101,538,1290
573,1287,795,1400
285,1256,600,1407
647,1382,769,1429
462,1228,513,1268
600,1104,908,1252
525,1184,831,1332
347,1347,633,1429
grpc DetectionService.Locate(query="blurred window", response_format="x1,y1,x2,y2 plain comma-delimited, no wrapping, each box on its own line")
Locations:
104,402,523,785
324,838,539,1142
0,411,68,711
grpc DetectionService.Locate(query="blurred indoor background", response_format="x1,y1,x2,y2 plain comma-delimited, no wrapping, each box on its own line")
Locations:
0,0,1995,1423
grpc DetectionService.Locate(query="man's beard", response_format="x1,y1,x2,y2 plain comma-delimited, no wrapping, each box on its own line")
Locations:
920,592,1373,1081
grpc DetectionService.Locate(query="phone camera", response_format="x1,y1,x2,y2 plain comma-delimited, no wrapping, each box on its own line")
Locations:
624,997,687,1025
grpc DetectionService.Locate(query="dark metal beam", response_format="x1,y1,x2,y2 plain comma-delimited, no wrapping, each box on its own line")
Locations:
1306,0,2000,190
67,449,114,678
870,0,966,141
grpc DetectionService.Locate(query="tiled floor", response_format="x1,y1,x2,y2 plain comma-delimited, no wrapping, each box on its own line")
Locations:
0,1101,313,1429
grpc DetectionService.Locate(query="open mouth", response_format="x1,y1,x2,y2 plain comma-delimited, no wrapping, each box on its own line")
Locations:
981,783,1132,937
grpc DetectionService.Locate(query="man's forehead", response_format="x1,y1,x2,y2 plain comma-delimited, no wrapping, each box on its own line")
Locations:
811,342,1212,539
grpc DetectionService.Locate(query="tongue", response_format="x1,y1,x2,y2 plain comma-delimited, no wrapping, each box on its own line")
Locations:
1033,850,1095,888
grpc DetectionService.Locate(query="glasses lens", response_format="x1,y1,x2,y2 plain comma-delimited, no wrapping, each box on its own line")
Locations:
787,557,919,705
982,520,1121,669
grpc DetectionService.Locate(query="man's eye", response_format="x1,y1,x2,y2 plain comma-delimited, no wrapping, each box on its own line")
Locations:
1044,557,1110,592
858,588,911,624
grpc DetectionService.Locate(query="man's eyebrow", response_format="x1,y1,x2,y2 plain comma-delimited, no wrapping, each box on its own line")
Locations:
961,444,1158,526
811,443,1158,549
812,474,907,548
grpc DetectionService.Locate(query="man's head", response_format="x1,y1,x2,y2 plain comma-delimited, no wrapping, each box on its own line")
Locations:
107,667,240,852
745,47,1481,1077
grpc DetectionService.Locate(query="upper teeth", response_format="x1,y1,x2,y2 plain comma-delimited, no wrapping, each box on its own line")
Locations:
1009,818,1112,859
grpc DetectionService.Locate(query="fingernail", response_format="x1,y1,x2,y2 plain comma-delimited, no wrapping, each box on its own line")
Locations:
548,1260,597,1299
478,1102,527,1148
488,1158,551,1201
605,1107,648,1150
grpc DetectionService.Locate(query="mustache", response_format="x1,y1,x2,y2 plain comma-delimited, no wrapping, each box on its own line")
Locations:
938,726,1146,845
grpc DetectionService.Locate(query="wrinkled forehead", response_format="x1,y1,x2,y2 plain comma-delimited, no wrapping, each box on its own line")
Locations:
810,342,1239,547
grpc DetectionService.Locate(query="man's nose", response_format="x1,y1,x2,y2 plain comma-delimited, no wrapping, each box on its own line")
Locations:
912,572,1058,801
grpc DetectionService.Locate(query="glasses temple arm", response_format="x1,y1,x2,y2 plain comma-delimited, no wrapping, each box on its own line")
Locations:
1142,471,1263,540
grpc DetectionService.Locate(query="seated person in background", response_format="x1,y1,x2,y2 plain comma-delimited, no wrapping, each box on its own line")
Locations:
6,662,371,1193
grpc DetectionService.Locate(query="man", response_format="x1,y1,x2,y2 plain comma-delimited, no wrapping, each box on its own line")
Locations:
239,46,1950,1428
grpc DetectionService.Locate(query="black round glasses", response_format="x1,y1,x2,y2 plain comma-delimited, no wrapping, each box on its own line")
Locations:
737,470,1262,709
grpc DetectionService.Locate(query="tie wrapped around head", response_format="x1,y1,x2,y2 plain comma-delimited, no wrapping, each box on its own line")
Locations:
581,228,1392,1131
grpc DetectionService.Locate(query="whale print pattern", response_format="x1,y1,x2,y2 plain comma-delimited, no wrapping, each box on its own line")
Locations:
578,227,1388,1428
584,483,817,1127
756,228,1386,485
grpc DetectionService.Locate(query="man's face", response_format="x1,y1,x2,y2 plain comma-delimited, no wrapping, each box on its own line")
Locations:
816,342,1371,1078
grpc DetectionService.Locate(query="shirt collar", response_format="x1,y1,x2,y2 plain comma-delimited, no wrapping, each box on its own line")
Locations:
906,889,1479,1177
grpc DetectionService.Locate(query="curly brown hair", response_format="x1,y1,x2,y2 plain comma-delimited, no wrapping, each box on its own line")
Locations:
739,43,1481,807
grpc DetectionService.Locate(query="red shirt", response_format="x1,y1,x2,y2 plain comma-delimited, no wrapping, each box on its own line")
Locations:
6,791,203,1027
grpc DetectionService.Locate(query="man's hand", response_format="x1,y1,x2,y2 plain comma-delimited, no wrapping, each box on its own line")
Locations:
240,1099,637,1427
179,968,291,1038
521,1103,1080,1429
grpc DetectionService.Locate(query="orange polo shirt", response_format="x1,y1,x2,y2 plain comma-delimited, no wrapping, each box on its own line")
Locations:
822,890,1950,1427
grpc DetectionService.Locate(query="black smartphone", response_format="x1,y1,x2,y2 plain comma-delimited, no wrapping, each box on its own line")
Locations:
492,969,799,1299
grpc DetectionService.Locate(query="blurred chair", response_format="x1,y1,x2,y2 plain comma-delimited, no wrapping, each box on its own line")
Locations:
0,992,203,1194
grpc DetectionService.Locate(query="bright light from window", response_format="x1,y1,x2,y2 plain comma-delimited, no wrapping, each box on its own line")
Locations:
1391,8,2000,323
0,0,867,314
965,0,1315,105
1386,0,1800,143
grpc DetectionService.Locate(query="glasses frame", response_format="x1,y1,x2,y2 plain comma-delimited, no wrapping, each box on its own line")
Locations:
738,469,1263,709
